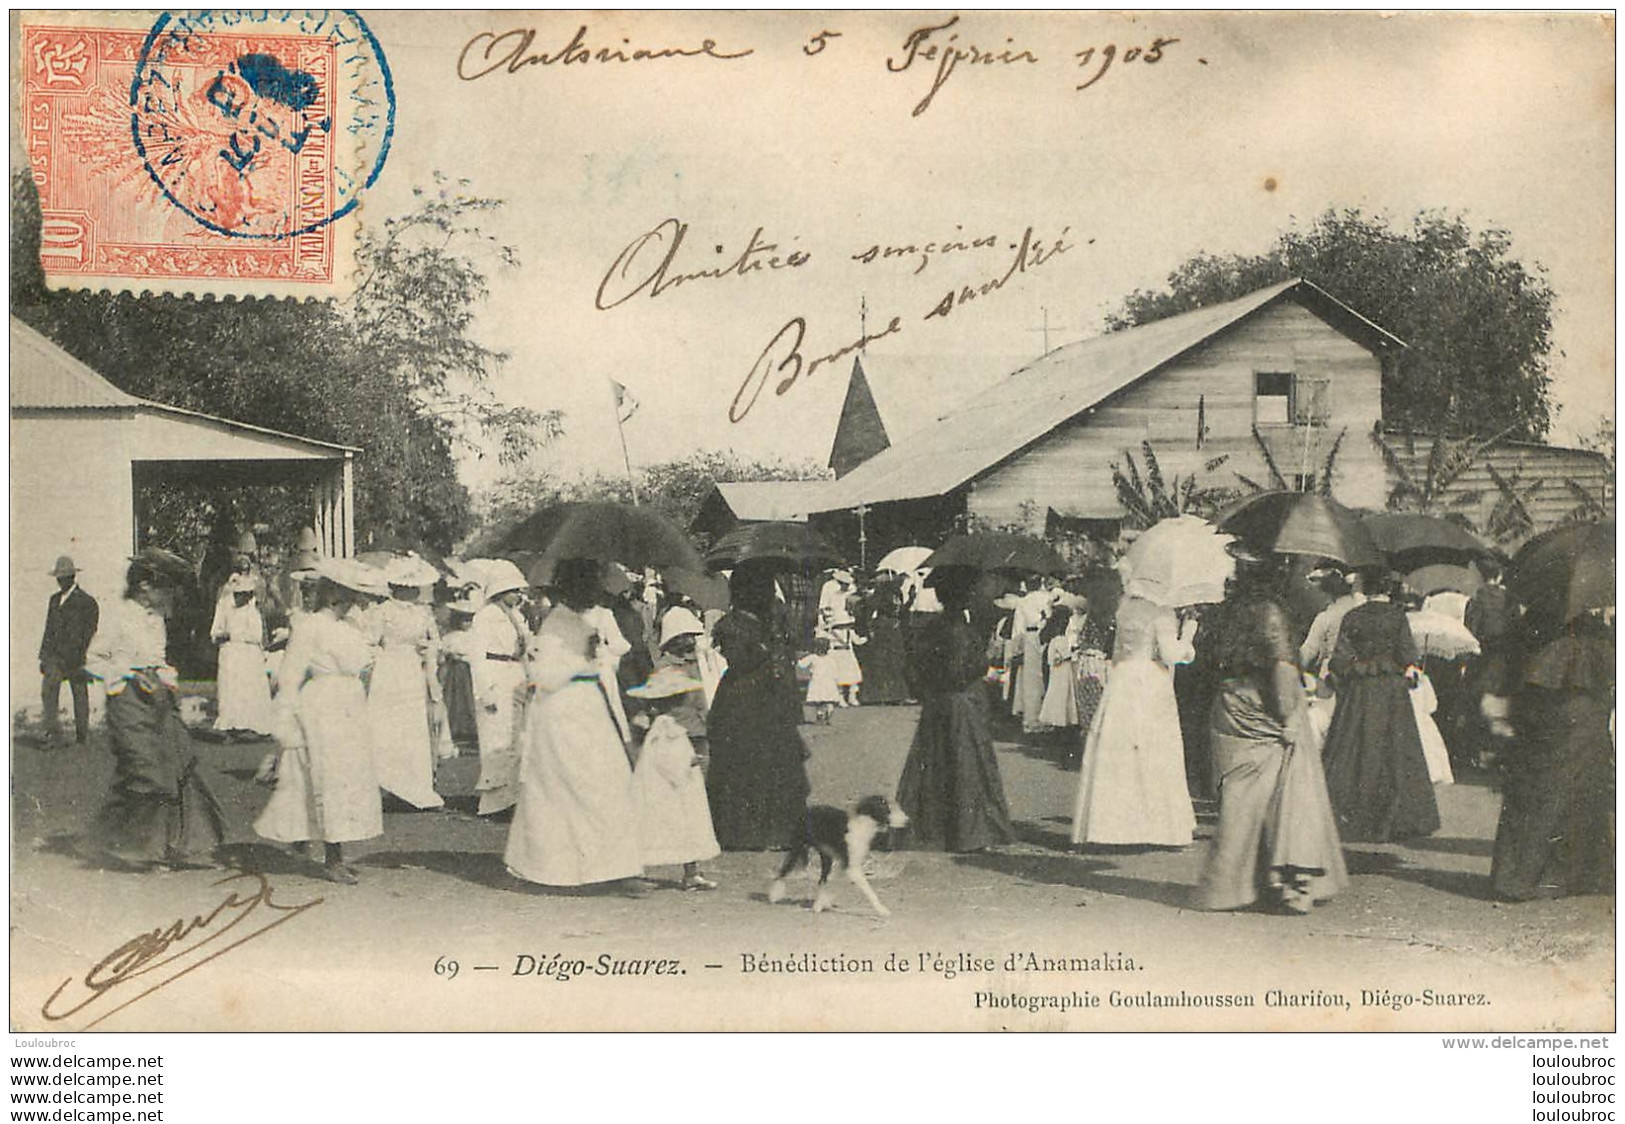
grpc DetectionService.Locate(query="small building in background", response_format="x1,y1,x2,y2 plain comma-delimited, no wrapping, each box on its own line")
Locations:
10,317,356,710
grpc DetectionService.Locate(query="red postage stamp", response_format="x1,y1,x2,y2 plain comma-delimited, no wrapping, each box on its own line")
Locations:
19,11,394,296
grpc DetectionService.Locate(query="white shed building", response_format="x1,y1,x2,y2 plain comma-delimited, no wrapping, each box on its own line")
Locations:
10,317,357,710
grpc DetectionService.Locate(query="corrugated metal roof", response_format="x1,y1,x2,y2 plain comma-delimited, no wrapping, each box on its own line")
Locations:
808,279,1402,513
716,480,829,522
10,315,359,454
10,317,142,409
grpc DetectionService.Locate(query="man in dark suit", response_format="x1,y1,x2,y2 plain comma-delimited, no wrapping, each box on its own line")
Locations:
40,555,99,746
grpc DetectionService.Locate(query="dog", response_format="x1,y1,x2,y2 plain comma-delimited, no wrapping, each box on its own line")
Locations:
768,796,909,917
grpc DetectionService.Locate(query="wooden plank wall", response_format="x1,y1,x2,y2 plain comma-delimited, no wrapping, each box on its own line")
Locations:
1385,437,1614,543
969,301,1388,529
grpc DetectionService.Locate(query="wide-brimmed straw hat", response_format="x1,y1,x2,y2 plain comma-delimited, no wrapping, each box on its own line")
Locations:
384,555,440,588
316,557,388,598
626,667,704,700
226,572,258,595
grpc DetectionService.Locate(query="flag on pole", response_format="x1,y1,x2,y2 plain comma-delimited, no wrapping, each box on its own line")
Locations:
611,379,639,424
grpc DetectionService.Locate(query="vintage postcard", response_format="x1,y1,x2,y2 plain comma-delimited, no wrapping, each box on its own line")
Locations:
8,10,1616,1033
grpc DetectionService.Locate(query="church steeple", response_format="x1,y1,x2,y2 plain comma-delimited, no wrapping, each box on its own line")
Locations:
828,356,890,478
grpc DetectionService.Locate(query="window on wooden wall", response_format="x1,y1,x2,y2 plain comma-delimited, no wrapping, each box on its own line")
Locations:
1255,371,1293,425
1294,376,1332,427
1254,371,1333,427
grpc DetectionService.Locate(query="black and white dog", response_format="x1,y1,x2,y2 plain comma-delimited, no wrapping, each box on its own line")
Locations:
768,796,909,917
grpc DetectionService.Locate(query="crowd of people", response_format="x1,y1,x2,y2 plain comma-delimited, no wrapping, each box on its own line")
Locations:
37,516,1614,911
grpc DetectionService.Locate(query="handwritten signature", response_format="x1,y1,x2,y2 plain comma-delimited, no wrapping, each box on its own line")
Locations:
459,25,753,81
41,871,322,1029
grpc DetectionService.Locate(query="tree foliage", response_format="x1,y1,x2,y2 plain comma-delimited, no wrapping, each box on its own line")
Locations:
1110,208,1557,440
10,169,555,557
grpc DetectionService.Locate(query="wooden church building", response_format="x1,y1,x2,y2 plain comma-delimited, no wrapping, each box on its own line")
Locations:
807,278,1404,554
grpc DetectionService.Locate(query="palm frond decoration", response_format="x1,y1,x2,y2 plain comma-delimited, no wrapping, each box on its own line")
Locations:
1251,426,1289,490
1142,441,1171,510
1317,426,1348,496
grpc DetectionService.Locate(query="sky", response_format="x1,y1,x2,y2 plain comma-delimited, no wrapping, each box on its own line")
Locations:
61,11,1625,490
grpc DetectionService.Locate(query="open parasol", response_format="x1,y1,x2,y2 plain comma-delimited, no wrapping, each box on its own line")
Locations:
499,502,703,586
875,545,934,575
1511,519,1615,628
663,566,732,611
1120,515,1235,606
1216,491,1381,569
923,532,1068,577
704,521,844,571
1406,609,1482,660
1362,512,1490,568
1405,562,1484,599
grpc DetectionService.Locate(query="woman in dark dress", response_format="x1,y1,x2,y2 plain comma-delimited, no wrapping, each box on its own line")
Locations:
704,565,810,850
895,566,1016,852
855,576,910,704
1197,552,1347,913
1320,573,1440,843
84,551,225,869
1491,611,1615,901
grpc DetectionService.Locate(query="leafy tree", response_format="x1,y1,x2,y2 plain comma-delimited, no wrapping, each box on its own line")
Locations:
11,169,554,556
1110,209,1557,440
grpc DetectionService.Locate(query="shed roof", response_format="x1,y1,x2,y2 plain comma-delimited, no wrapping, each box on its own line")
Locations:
808,279,1404,512
715,480,828,522
10,317,358,455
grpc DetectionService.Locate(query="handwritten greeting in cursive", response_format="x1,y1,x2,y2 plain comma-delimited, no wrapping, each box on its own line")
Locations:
723,225,1077,423
41,871,322,1029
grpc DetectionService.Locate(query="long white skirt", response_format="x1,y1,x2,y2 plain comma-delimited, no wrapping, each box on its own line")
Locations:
473,661,525,815
368,647,442,808
216,641,275,734
1038,657,1079,727
505,681,642,886
1411,672,1455,785
1071,658,1195,845
633,719,720,867
255,675,383,844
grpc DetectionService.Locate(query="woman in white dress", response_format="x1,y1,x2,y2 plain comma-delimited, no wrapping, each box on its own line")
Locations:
505,558,643,888
364,557,445,809
467,560,531,815
211,570,275,736
255,559,385,884
1071,590,1198,846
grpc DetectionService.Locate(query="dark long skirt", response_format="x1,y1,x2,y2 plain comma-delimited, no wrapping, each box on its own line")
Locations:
705,666,810,850
857,620,910,703
896,687,1015,852
1491,689,1615,901
441,659,479,750
1321,674,1440,842
89,685,225,865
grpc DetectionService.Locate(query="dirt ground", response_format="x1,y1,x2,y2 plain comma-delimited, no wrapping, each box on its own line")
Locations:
9,702,1614,1032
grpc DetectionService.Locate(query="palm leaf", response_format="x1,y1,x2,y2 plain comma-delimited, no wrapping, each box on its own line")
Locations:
1251,426,1289,490
1142,441,1171,512
1317,426,1348,496
1370,425,1419,506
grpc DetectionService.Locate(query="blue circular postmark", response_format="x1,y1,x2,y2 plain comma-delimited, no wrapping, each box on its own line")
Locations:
130,9,395,240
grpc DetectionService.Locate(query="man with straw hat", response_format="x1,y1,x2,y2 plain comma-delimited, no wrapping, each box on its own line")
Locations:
39,554,99,748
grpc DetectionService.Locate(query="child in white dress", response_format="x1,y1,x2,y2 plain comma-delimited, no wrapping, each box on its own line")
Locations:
627,667,720,891
799,638,840,724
